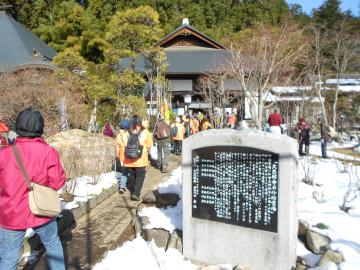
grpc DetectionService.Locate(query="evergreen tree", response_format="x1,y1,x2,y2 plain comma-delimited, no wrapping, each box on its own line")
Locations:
105,5,163,63
313,0,343,29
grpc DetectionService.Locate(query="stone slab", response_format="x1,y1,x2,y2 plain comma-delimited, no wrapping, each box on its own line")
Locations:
182,129,298,270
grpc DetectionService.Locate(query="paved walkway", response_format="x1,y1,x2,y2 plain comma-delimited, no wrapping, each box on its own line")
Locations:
24,154,181,270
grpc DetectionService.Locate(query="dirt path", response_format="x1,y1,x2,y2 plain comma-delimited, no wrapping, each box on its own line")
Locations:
23,154,181,270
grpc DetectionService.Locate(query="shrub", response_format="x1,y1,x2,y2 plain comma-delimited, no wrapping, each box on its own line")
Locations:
0,69,90,136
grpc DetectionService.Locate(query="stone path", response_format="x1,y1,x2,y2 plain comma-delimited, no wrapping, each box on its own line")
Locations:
23,154,181,270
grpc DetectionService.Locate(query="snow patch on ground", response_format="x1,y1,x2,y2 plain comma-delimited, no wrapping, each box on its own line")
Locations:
138,167,183,232
298,142,360,269
93,234,198,270
310,141,360,161
94,140,360,269
60,171,118,210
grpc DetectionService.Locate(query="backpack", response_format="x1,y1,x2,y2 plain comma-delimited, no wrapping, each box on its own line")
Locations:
171,125,178,137
326,126,336,138
184,122,191,137
125,130,143,159
155,120,170,139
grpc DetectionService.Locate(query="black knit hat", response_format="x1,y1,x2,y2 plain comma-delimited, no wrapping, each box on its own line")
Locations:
14,107,44,137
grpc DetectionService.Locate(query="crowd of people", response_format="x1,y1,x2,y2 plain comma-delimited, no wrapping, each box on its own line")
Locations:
267,109,331,158
111,111,243,198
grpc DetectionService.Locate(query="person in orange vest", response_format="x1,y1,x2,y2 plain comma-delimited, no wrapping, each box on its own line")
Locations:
0,122,9,147
189,115,199,134
182,115,191,138
201,116,212,131
171,117,185,155
117,115,153,201
228,112,236,128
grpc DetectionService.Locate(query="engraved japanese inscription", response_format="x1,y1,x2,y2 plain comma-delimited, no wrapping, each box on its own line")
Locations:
192,146,279,232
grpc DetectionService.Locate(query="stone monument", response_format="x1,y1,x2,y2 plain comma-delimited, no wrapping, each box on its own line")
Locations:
182,129,298,270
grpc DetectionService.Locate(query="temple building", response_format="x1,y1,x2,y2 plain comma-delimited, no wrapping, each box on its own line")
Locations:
118,18,244,117
0,7,57,73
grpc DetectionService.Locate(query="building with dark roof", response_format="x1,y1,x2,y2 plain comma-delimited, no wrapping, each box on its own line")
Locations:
0,8,57,73
118,18,242,116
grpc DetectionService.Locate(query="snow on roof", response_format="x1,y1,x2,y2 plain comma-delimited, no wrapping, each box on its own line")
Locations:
271,86,312,93
336,85,360,93
264,91,324,102
272,84,360,94
325,78,360,85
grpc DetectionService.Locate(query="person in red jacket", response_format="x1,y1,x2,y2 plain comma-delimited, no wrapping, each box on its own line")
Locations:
0,108,66,270
268,109,283,135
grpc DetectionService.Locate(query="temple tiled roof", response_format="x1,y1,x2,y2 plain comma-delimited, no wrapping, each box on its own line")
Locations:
0,11,57,72
117,47,231,75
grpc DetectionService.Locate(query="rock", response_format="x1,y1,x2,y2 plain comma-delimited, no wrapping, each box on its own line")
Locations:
176,236,183,254
296,256,306,265
132,214,150,235
319,250,344,266
306,230,331,254
166,231,179,250
131,216,142,235
142,229,170,248
201,265,236,270
156,193,180,207
298,220,309,239
166,230,182,253
233,265,251,270
201,266,218,270
47,129,114,179
139,216,150,228
142,190,157,203
296,263,308,270
137,204,146,213
142,189,180,206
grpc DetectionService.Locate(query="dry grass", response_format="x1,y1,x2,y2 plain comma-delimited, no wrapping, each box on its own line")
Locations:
331,148,360,165
0,69,90,136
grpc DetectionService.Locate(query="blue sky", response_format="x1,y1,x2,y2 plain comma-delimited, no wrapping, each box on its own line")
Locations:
286,0,359,16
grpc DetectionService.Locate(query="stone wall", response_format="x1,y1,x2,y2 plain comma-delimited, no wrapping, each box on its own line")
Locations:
47,129,115,179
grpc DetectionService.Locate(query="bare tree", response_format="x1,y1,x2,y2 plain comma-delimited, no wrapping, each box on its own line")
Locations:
196,70,242,128
141,48,170,117
331,21,360,129
226,20,308,128
340,163,360,212
312,27,328,125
